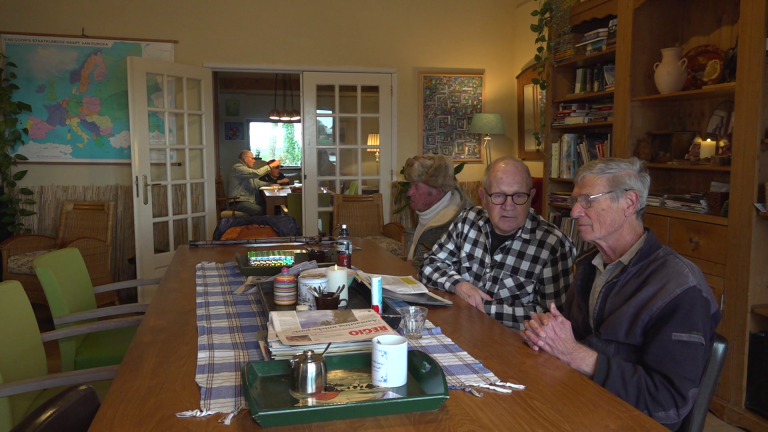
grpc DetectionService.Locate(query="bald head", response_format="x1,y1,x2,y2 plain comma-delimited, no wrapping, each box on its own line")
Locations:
239,150,255,168
482,156,532,191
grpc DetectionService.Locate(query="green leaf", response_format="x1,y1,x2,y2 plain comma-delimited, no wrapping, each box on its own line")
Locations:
19,188,34,195
18,102,32,112
19,209,36,217
1,216,15,223
5,61,17,68
530,24,541,32
531,10,539,16
0,194,10,202
15,153,29,161
6,180,16,188
537,46,544,53
454,162,466,175
540,82,547,91
12,170,27,181
534,54,542,62
23,199,36,205
2,207,17,215
7,83,19,91
532,78,541,85
23,228,32,234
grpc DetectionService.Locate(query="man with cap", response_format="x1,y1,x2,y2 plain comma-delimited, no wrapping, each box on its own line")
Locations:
403,155,474,269
228,150,281,216
420,156,576,330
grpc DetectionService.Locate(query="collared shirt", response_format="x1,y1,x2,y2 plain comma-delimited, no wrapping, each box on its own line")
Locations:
419,207,576,330
588,232,647,329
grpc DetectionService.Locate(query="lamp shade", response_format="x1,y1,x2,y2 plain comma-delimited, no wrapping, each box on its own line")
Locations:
268,109,281,120
468,113,506,135
366,133,380,148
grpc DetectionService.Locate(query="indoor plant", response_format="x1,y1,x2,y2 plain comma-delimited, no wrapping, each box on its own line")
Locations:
0,53,35,235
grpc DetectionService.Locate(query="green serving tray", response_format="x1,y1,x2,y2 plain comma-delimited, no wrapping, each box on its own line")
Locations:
242,351,448,427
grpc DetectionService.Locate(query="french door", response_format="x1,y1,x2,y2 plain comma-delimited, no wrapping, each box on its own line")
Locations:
301,72,393,236
127,57,217,303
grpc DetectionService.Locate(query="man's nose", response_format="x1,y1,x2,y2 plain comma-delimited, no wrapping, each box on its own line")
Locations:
570,202,585,218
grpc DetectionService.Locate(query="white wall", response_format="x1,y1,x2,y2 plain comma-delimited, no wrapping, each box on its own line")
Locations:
2,0,542,188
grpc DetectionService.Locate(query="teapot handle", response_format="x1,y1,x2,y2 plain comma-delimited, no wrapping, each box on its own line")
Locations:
653,62,661,71
679,58,688,69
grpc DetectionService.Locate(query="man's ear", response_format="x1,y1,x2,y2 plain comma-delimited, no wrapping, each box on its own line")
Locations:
478,187,487,207
529,188,537,201
624,190,640,217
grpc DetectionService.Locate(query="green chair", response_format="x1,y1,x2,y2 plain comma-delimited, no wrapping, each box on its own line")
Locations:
0,280,118,432
33,248,160,372
285,193,333,235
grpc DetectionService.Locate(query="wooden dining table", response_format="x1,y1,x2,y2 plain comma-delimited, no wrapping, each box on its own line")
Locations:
89,238,667,431
260,187,290,215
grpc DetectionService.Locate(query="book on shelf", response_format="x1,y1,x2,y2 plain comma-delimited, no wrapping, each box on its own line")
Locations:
606,18,618,49
547,210,593,255
603,64,616,90
553,133,610,178
575,36,606,47
551,141,561,178
559,102,589,111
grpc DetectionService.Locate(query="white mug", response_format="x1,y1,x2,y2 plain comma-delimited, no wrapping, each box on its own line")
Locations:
371,335,408,387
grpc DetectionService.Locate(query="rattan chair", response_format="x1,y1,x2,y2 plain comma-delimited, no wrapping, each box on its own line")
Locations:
332,194,406,258
0,201,116,308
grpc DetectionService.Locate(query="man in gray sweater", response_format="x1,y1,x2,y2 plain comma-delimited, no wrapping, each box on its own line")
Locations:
404,155,473,269
228,151,281,215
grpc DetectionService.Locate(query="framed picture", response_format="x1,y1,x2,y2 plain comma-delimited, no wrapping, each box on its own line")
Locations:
225,99,240,117
224,122,244,140
419,72,485,163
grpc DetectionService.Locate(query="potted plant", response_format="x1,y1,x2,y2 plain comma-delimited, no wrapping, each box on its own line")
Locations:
0,53,35,237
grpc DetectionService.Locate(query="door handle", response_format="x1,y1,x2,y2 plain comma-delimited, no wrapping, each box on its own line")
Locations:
142,174,161,205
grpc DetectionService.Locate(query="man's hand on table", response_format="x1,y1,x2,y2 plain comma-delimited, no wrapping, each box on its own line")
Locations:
277,178,291,185
455,282,492,312
521,303,597,377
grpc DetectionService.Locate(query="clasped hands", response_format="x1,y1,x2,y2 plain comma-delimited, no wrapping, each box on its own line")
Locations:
521,303,597,376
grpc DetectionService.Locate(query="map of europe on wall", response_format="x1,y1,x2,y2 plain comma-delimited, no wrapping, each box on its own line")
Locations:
1,35,174,163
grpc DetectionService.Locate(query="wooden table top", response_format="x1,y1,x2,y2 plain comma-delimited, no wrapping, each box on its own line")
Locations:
90,239,666,431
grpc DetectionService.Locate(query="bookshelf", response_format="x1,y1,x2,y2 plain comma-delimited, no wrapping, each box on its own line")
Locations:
540,0,768,429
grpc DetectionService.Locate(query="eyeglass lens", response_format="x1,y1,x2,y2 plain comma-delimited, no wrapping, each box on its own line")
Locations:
490,193,529,205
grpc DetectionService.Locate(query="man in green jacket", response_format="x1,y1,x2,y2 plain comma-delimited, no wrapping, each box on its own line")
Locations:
404,155,473,269
228,151,281,215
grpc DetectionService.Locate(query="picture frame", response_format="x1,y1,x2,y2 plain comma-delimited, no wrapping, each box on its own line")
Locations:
225,122,244,140
419,72,485,163
225,99,240,117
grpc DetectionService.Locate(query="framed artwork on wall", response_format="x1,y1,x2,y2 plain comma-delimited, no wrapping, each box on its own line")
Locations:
418,72,485,163
224,122,244,140
225,99,240,117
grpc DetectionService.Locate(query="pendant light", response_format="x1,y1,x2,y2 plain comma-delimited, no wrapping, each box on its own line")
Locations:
268,73,280,120
288,74,301,121
279,74,291,121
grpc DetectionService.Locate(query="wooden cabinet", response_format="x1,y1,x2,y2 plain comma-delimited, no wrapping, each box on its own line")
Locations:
541,0,768,429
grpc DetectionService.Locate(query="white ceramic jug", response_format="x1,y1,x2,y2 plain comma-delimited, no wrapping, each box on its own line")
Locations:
654,47,688,94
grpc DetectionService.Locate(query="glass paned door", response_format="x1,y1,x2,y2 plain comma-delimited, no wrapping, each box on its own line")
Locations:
128,57,216,303
302,73,392,236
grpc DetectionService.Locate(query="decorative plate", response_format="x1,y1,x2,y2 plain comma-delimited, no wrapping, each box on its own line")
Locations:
683,44,725,90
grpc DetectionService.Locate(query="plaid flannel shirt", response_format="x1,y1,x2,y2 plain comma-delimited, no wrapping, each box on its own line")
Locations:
419,207,576,330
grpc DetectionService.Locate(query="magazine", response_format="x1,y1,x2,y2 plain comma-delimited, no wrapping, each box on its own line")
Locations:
355,271,428,294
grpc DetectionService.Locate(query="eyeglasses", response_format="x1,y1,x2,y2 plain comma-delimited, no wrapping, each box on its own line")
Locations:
485,190,531,206
567,189,627,209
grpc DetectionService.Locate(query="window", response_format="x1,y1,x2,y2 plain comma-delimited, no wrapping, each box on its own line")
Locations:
248,121,302,166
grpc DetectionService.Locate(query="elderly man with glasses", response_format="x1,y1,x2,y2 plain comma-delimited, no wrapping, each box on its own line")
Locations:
419,156,576,329
521,157,721,430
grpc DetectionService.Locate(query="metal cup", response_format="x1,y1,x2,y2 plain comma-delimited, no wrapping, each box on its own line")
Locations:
289,349,326,396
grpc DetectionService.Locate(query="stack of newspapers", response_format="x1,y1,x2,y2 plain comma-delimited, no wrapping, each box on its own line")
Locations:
264,309,397,360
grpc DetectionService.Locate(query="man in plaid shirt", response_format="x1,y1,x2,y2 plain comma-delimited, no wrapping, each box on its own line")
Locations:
419,157,576,330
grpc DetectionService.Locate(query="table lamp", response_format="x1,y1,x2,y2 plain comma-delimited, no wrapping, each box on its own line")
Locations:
367,133,380,162
468,113,505,165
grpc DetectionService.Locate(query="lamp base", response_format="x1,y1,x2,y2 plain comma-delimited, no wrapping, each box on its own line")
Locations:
483,135,493,165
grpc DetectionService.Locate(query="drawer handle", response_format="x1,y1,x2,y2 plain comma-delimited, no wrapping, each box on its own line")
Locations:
689,236,700,250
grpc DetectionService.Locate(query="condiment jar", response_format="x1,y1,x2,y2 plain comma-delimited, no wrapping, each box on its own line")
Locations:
289,349,326,396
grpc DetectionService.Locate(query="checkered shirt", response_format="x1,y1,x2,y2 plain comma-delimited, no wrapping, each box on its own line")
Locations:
419,207,576,330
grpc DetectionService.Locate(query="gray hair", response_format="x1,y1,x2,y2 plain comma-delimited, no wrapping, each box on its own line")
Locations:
574,157,650,219
482,156,532,191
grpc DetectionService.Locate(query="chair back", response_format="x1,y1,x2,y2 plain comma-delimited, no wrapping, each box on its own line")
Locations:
56,201,114,246
679,333,729,432
33,248,96,372
10,384,99,432
333,194,383,237
215,174,246,221
0,281,49,431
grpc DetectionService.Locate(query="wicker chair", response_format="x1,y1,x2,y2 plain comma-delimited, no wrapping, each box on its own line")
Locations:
0,201,116,307
332,194,407,258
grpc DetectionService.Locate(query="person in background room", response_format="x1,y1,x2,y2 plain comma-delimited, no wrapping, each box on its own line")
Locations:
228,151,281,215
403,154,473,269
419,156,576,329
521,157,721,431
259,159,292,185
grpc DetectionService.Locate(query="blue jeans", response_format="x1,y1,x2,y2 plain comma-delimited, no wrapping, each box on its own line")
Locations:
230,201,264,216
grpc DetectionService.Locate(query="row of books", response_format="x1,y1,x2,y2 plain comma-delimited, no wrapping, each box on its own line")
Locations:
547,211,592,255
554,17,617,64
571,63,615,94
552,99,614,126
551,133,611,179
646,193,708,214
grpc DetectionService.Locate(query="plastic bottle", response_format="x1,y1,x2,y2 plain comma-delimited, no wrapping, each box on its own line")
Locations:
370,275,382,314
336,224,352,268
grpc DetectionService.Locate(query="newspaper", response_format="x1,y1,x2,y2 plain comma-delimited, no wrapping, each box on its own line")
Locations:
355,270,428,294
269,309,397,346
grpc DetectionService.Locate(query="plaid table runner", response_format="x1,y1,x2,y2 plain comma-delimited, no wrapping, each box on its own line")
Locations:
182,262,503,423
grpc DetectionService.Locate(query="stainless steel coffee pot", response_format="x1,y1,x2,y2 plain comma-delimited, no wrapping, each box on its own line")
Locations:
289,349,326,395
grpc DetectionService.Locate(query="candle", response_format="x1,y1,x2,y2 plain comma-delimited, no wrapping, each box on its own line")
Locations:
700,138,716,159
326,265,348,306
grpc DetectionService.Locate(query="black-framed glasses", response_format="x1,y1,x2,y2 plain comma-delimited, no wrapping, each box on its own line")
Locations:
567,189,628,209
485,190,531,206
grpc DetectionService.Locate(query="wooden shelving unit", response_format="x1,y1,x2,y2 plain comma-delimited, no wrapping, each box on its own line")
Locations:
644,163,731,172
555,89,614,103
632,83,736,102
552,121,613,130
